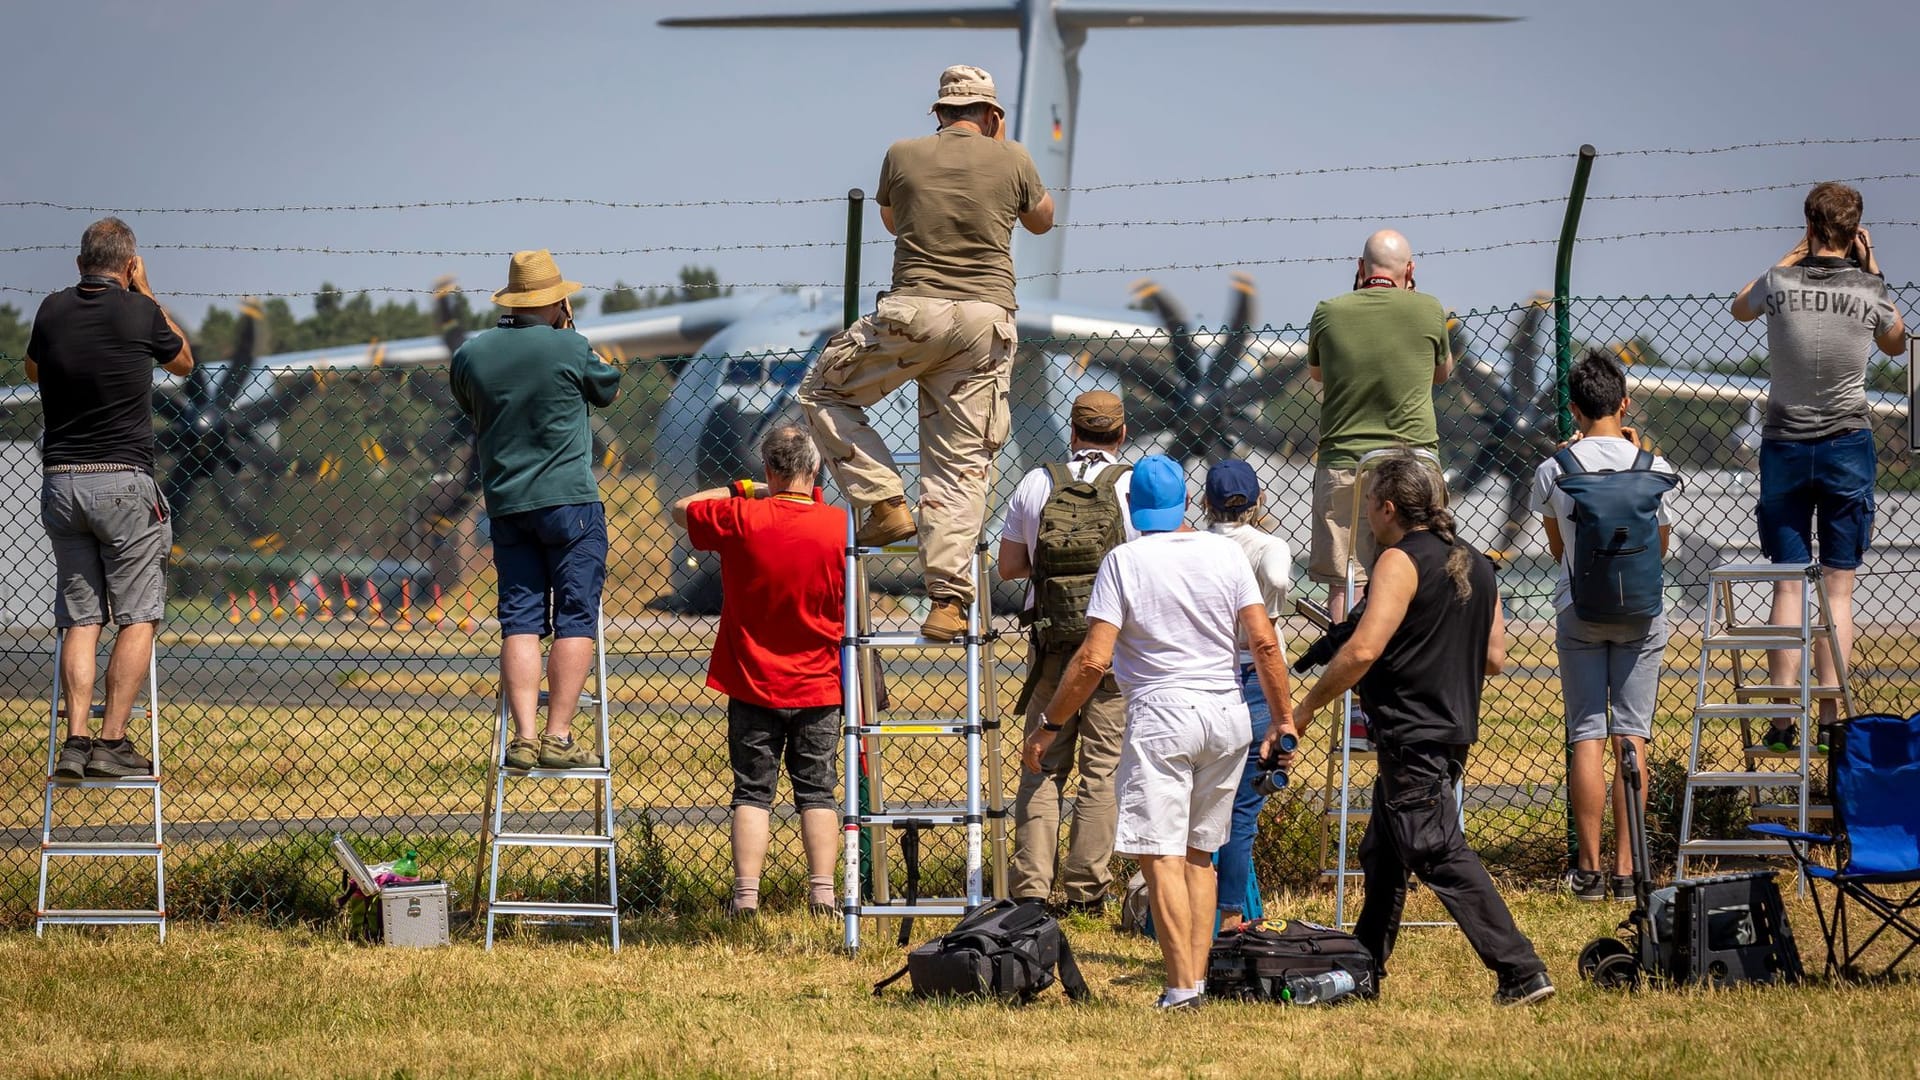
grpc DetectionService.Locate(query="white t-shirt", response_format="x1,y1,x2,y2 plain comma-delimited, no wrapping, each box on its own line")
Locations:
1209,521,1292,664
1529,435,1679,614
1001,450,1137,609
1085,530,1263,700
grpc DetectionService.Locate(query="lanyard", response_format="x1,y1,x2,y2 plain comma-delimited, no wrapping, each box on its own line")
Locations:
1359,276,1399,290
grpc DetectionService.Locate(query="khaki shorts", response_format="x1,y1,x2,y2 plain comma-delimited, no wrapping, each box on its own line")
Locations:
1308,458,1447,586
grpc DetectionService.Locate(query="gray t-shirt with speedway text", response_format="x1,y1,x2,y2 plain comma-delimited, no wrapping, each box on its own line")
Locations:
1752,256,1899,441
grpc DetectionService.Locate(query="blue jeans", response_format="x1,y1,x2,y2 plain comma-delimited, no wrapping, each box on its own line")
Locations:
1216,664,1273,919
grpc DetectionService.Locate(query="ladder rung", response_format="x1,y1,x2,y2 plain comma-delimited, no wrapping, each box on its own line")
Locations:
850,723,970,737
534,692,598,708
46,775,162,789
858,632,969,649
1678,838,1791,856
491,832,613,849
55,705,148,720
1732,685,1846,700
856,810,974,826
1744,745,1832,759
37,909,165,923
502,767,612,781
848,903,971,918
1704,634,1821,651
1751,804,1834,820
487,900,618,918
1693,703,1805,720
1709,562,1819,581
42,842,162,857
853,544,921,556
1687,771,1808,787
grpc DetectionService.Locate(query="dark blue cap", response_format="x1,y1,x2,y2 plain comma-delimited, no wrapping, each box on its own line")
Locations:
1204,458,1260,513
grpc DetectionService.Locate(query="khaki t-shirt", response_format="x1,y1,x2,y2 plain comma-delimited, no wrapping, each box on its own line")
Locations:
1306,288,1447,469
876,127,1046,312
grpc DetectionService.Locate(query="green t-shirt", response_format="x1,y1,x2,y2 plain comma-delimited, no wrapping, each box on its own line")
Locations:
876,127,1046,312
449,316,622,518
1306,289,1447,470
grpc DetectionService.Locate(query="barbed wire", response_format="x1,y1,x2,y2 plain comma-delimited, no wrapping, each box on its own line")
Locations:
5,137,1913,216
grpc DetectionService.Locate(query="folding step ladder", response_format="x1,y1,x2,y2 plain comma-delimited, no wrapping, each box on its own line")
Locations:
1678,562,1852,881
479,610,618,950
841,454,1006,952
37,634,166,940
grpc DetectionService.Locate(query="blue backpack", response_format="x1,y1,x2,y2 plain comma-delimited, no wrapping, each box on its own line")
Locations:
1553,446,1678,621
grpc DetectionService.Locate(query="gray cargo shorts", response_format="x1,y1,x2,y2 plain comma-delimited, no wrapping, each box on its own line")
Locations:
41,468,171,628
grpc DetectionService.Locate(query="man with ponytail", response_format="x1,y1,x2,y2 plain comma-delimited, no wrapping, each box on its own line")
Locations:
1265,449,1553,1006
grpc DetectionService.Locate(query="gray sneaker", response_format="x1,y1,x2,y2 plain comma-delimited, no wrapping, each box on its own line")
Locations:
85,738,153,778
53,737,91,781
537,733,600,770
1564,869,1606,902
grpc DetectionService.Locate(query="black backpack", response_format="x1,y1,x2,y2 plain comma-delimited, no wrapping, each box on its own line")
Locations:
1552,445,1678,622
874,900,1091,1004
1027,461,1131,654
1206,919,1378,1002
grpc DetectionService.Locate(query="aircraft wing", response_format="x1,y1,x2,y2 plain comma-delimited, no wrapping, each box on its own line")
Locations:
1016,300,1306,367
1625,363,1907,422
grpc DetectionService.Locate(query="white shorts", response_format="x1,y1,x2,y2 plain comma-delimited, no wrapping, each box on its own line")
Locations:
1113,687,1253,857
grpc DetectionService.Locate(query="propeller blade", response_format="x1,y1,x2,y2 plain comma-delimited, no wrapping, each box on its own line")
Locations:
1083,352,1184,405
212,297,264,408
1507,292,1551,397
1116,398,1180,438
186,361,213,411
1129,278,1202,387
1226,415,1314,458
234,371,323,429
434,276,468,355
153,388,193,430
1205,273,1258,391
1216,356,1306,415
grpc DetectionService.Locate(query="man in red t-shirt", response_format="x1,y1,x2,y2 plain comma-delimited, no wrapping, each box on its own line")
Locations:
673,425,847,917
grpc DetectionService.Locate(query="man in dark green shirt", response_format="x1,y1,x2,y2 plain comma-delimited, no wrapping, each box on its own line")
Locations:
451,250,621,771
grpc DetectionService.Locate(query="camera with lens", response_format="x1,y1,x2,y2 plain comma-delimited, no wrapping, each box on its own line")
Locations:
1252,732,1299,797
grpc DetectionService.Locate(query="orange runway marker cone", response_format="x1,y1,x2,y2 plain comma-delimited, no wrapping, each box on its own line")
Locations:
291,579,308,620
394,580,414,633
366,580,386,629
426,584,446,629
339,575,357,622
269,584,285,620
247,589,263,624
227,593,242,626
314,578,333,623
458,585,478,635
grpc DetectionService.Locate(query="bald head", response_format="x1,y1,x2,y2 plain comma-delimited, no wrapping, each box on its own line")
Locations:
1362,230,1413,275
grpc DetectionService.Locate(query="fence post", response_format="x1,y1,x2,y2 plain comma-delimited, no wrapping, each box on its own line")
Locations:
844,188,865,330
1553,144,1596,872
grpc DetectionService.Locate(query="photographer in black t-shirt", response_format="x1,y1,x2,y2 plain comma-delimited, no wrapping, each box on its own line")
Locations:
25,217,194,779
1265,449,1553,1007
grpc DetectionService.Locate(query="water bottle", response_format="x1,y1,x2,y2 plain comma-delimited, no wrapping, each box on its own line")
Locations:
392,849,420,879
1280,969,1357,1005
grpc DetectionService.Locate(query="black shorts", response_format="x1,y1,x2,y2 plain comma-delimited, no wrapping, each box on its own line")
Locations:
727,698,839,812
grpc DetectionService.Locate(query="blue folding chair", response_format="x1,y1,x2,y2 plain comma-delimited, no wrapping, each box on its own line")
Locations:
1750,712,1920,980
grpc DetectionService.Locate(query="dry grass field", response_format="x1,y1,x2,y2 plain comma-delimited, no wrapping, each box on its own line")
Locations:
3,890,1914,1079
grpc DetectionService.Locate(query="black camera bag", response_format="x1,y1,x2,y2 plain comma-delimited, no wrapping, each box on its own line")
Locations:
1206,919,1378,1001
874,899,1090,1004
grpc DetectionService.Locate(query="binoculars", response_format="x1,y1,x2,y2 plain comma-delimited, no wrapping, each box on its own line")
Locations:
1252,732,1299,797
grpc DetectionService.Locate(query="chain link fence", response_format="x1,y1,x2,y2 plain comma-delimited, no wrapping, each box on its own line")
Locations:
2,286,1914,926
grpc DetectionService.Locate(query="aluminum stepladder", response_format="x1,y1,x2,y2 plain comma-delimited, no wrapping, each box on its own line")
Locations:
478,606,618,950
1677,562,1853,884
841,453,1006,952
1320,446,1461,928
37,632,166,940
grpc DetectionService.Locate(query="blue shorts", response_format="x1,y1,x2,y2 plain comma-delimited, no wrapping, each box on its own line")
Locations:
1757,429,1876,571
491,502,606,639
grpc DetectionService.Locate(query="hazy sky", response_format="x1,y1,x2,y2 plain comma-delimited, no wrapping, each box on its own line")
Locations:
2,0,1914,332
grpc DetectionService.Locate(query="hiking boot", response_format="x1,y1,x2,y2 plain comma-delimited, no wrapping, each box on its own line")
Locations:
1610,874,1636,902
503,736,539,771
537,733,599,770
1564,869,1606,902
53,736,91,781
1493,970,1556,1008
84,738,153,778
920,600,968,642
855,497,916,548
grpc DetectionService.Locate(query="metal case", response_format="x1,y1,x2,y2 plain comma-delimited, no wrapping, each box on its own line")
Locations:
379,883,450,948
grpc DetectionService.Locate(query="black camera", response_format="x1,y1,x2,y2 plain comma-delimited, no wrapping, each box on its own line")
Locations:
1252,732,1299,797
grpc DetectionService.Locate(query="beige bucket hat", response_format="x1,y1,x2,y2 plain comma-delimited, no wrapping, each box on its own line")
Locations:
930,64,1003,114
491,250,583,308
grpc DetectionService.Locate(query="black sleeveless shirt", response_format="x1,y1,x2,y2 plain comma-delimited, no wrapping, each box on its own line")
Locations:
1357,528,1497,748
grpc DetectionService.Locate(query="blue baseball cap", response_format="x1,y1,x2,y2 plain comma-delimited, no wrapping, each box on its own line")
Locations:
1205,459,1260,513
1130,454,1188,533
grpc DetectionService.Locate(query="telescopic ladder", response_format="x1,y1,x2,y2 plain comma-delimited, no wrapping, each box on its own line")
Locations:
37,634,167,940
841,453,1006,952
479,609,618,950
1677,562,1853,882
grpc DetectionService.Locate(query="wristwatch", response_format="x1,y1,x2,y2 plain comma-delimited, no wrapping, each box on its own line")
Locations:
1041,720,1064,732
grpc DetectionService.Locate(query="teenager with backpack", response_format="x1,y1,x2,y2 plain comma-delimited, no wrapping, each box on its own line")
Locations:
1529,352,1679,902
999,390,1135,913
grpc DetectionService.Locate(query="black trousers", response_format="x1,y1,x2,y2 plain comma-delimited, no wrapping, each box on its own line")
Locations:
1353,741,1546,984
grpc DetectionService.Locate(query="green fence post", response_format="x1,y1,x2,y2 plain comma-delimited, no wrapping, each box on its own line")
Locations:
1553,144,1596,872
844,188,864,330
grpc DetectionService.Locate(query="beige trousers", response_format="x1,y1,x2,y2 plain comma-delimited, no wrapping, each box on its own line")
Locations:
798,294,1014,605
1009,647,1127,903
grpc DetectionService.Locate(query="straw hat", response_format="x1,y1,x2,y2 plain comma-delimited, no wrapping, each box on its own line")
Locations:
930,64,1002,114
491,250,583,308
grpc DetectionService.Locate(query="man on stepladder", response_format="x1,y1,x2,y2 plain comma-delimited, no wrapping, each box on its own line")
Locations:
452,251,621,771
672,427,847,918
1731,182,1905,752
799,63,1055,641
27,217,194,779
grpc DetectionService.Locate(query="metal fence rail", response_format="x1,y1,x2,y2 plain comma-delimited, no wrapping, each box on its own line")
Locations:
1,286,1914,925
